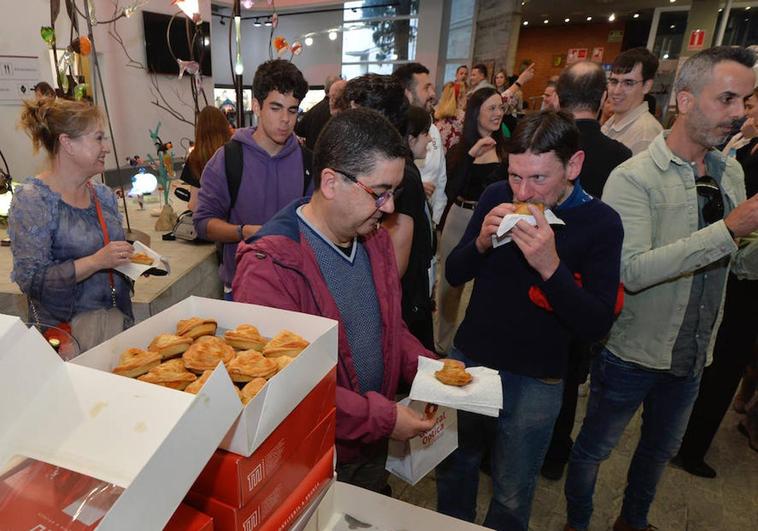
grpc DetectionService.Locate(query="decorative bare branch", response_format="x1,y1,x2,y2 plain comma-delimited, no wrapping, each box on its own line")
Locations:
108,1,145,69
149,73,194,126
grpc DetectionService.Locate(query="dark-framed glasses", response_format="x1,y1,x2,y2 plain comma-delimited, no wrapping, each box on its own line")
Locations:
696,176,724,225
607,78,644,89
333,168,402,209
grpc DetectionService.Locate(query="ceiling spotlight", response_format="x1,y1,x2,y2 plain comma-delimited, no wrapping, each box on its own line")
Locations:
669,0,676,3
253,18,262,27
305,36,313,46
747,6,752,10
564,18,570,23
633,13,640,18
543,19,549,24
328,30,338,40
523,20,529,26
719,8,723,11
663,53,669,59
608,13,616,22
670,24,675,29
586,16,592,21
264,19,272,27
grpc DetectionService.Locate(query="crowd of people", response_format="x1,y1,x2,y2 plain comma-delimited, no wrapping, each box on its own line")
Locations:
9,42,758,531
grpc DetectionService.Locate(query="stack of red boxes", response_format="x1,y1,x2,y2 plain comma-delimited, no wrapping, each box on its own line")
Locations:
185,368,337,531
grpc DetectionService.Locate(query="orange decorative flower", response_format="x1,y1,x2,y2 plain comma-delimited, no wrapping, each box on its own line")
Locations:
273,36,289,52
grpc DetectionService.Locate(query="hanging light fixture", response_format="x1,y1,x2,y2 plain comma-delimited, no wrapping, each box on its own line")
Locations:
172,0,201,23
234,15,243,75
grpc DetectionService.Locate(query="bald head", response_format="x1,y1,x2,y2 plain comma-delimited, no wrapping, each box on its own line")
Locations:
324,74,342,93
329,79,348,115
557,61,608,115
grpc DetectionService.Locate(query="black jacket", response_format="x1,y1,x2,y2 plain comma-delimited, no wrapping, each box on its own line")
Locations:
576,119,632,198
295,97,332,150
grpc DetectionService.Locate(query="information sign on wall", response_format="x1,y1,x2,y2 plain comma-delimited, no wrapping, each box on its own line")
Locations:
0,55,40,105
688,29,706,51
567,48,588,65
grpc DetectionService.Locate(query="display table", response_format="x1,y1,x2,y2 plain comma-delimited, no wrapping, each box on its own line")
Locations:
0,197,222,323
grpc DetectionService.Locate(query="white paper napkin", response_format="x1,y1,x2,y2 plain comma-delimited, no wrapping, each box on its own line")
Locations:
114,240,170,280
410,357,503,417
492,209,565,249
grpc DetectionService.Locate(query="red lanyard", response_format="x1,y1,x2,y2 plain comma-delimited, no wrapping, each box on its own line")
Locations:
88,183,117,307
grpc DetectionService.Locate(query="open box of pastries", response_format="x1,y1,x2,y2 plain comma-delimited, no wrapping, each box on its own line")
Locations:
111,318,309,404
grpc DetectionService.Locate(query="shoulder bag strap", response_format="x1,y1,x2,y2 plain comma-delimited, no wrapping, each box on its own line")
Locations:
89,183,117,308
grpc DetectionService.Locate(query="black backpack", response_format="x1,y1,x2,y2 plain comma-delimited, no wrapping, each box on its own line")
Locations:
223,139,313,211
215,140,313,263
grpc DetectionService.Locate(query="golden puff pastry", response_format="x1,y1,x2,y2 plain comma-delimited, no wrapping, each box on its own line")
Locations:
176,317,218,339
112,348,161,378
227,350,278,382
263,330,309,358
129,252,154,266
137,359,197,390
182,335,235,374
435,359,473,387
274,355,293,372
184,369,212,394
513,202,545,215
240,377,267,404
147,333,193,360
224,324,267,351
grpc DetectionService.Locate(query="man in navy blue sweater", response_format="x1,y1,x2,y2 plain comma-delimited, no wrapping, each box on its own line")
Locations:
436,111,624,531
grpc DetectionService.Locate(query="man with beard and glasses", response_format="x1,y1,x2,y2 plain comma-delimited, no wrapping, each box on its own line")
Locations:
393,63,448,225
232,108,435,494
564,46,758,531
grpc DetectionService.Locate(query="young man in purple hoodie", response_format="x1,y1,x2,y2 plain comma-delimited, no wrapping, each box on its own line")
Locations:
232,108,436,493
193,60,310,297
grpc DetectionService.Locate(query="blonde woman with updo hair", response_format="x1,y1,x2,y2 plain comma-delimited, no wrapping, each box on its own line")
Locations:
10,97,134,352
434,82,464,152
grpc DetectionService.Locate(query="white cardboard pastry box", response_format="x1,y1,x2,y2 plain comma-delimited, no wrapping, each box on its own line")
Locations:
72,296,339,457
300,481,487,530
0,315,242,529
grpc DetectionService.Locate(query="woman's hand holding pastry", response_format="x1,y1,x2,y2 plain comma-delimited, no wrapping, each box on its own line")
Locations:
95,241,134,269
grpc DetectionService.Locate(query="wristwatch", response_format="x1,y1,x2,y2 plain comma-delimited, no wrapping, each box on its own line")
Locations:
514,81,522,89
237,224,245,241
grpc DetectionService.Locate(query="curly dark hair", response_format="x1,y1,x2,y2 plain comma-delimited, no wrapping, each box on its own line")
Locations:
345,74,409,131
252,59,309,104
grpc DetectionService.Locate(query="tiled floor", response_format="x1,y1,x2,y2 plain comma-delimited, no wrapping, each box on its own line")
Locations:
389,395,758,530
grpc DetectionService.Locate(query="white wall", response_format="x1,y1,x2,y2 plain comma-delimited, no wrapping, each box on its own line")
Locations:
211,5,343,87
0,0,213,180
0,0,446,180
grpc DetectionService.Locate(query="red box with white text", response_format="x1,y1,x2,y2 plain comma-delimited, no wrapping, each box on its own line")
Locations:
192,369,335,508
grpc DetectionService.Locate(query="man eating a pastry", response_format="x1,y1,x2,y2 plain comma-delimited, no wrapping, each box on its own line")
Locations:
232,108,436,494
435,110,624,531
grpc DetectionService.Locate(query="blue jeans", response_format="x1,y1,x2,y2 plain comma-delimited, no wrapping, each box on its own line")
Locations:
564,348,702,530
436,348,564,531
